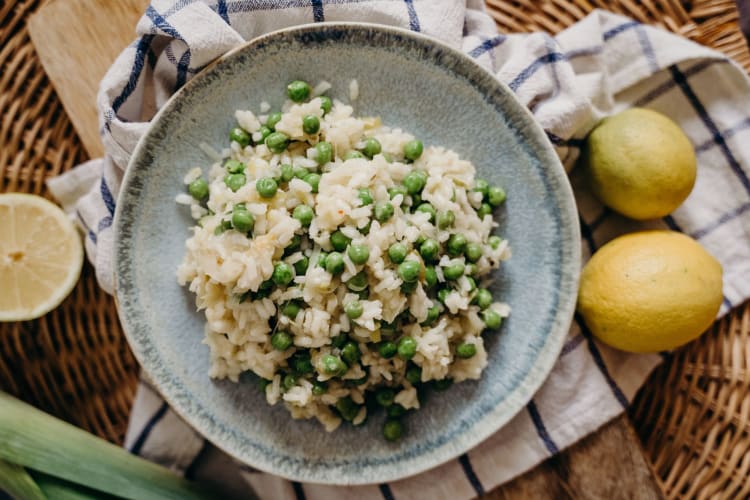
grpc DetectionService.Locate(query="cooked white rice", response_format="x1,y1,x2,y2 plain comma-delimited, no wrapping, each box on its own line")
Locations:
177,81,511,437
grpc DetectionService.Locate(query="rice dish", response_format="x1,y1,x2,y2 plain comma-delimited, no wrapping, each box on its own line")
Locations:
177,80,511,440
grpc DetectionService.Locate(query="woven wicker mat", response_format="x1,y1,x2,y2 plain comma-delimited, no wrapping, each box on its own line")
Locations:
1,1,749,498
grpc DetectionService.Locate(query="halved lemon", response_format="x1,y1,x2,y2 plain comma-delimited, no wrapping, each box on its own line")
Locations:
0,193,84,322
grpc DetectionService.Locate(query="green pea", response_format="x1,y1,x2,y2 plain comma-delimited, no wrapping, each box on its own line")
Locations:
419,239,439,263
266,112,282,130
477,203,492,219
302,115,320,135
317,252,328,268
362,138,382,158
443,263,465,280
473,179,489,197
319,95,333,115
345,300,364,319
422,305,440,326
387,243,407,264
224,173,246,192
265,132,289,153
258,125,272,141
256,177,278,198
398,260,420,283
380,321,397,339
292,204,314,226
432,378,453,391
281,301,301,318
465,243,483,263
280,164,294,182
346,151,365,160
397,336,417,360
341,341,361,365
387,404,406,418
231,208,255,233
287,80,311,102
424,266,438,288
446,233,468,257
379,341,398,359
229,127,251,147
406,365,422,385
488,235,502,249
258,378,271,392
382,152,394,163
325,252,344,275
315,141,332,165
416,203,436,222
346,271,368,292
347,374,368,387
375,388,396,407
303,173,321,193
400,281,417,295
466,276,477,292
403,170,426,194
347,244,369,265
271,331,293,350
482,310,502,329
388,186,408,203
410,194,422,208
188,178,208,200
437,288,450,304
292,352,314,375
357,188,373,206
331,230,351,252
488,186,506,206
473,289,492,310
293,165,308,179
335,397,359,421
374,201,394,222
322,354,347,375
404,139,424,161
312,380,328,396
286,234,302,253
331,334,348,349
292,256,309,276
225,159,245,174
455,342,477,359
282,373,297,390
272,262,294,286
383,419,403,441
436,210,455,229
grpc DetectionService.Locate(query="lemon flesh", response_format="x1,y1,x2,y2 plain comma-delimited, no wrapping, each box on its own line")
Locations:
0,194,84,322
581,108,696,220
577,231,723,353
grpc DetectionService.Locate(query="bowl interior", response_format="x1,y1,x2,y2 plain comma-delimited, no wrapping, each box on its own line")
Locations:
115,24,579,484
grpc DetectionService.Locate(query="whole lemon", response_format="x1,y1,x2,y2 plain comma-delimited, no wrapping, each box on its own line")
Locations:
581,108,696,220
577,231,722,353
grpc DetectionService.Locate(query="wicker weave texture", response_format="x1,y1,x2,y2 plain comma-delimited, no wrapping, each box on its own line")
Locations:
1,1,749,497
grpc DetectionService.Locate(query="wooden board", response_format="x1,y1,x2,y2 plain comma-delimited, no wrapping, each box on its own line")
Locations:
28,0,150,158
26,1,664,497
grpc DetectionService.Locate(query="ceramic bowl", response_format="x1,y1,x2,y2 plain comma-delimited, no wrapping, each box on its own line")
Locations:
114,23,580,485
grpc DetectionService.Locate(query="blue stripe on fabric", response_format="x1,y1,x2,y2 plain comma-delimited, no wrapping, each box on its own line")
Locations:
112,35,155,113
458,454,484,496
669,64,750,196
527,400,559,454
692,201,750,239
176,49,192,90
468,35,507,58
589,208,611,231
404,0,420,32
508,52,566,92
723,296,733,310
217,0,230,23
695,117,750,153
77,211,97,243
561,333,584,356
379,483,395,500
662,215,681,231
546,131,585,148
100,178,116,215
636,25,659,72
579,215,596,254
292,481,306,500
634,59,728,107
565,45,602,59
183,439,209,479
145,5,183,39
603,21,639,41
575,315,629,409
129,402,169,455
97,216,112,233
311,0,324,22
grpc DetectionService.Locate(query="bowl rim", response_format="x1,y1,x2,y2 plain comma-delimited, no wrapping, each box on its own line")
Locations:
114,21,581,485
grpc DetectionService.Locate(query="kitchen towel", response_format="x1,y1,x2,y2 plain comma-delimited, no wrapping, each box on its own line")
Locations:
47,1,750,498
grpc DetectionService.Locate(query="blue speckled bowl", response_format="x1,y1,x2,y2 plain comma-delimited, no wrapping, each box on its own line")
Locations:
114,23,580,485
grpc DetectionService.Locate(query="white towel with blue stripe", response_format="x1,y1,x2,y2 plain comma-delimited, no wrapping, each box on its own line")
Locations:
47,1,750,498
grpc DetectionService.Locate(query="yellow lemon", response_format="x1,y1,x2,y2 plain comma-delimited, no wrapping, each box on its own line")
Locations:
581,108,696,220
0,193,84,322
577,231,722,353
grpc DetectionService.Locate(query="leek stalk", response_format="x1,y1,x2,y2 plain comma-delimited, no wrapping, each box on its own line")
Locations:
0,458,45,500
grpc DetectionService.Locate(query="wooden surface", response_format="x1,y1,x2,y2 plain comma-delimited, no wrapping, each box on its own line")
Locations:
27,0,150,158
25,0,662,497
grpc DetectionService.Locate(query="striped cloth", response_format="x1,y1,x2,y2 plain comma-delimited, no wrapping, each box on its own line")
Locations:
47,2,750,498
